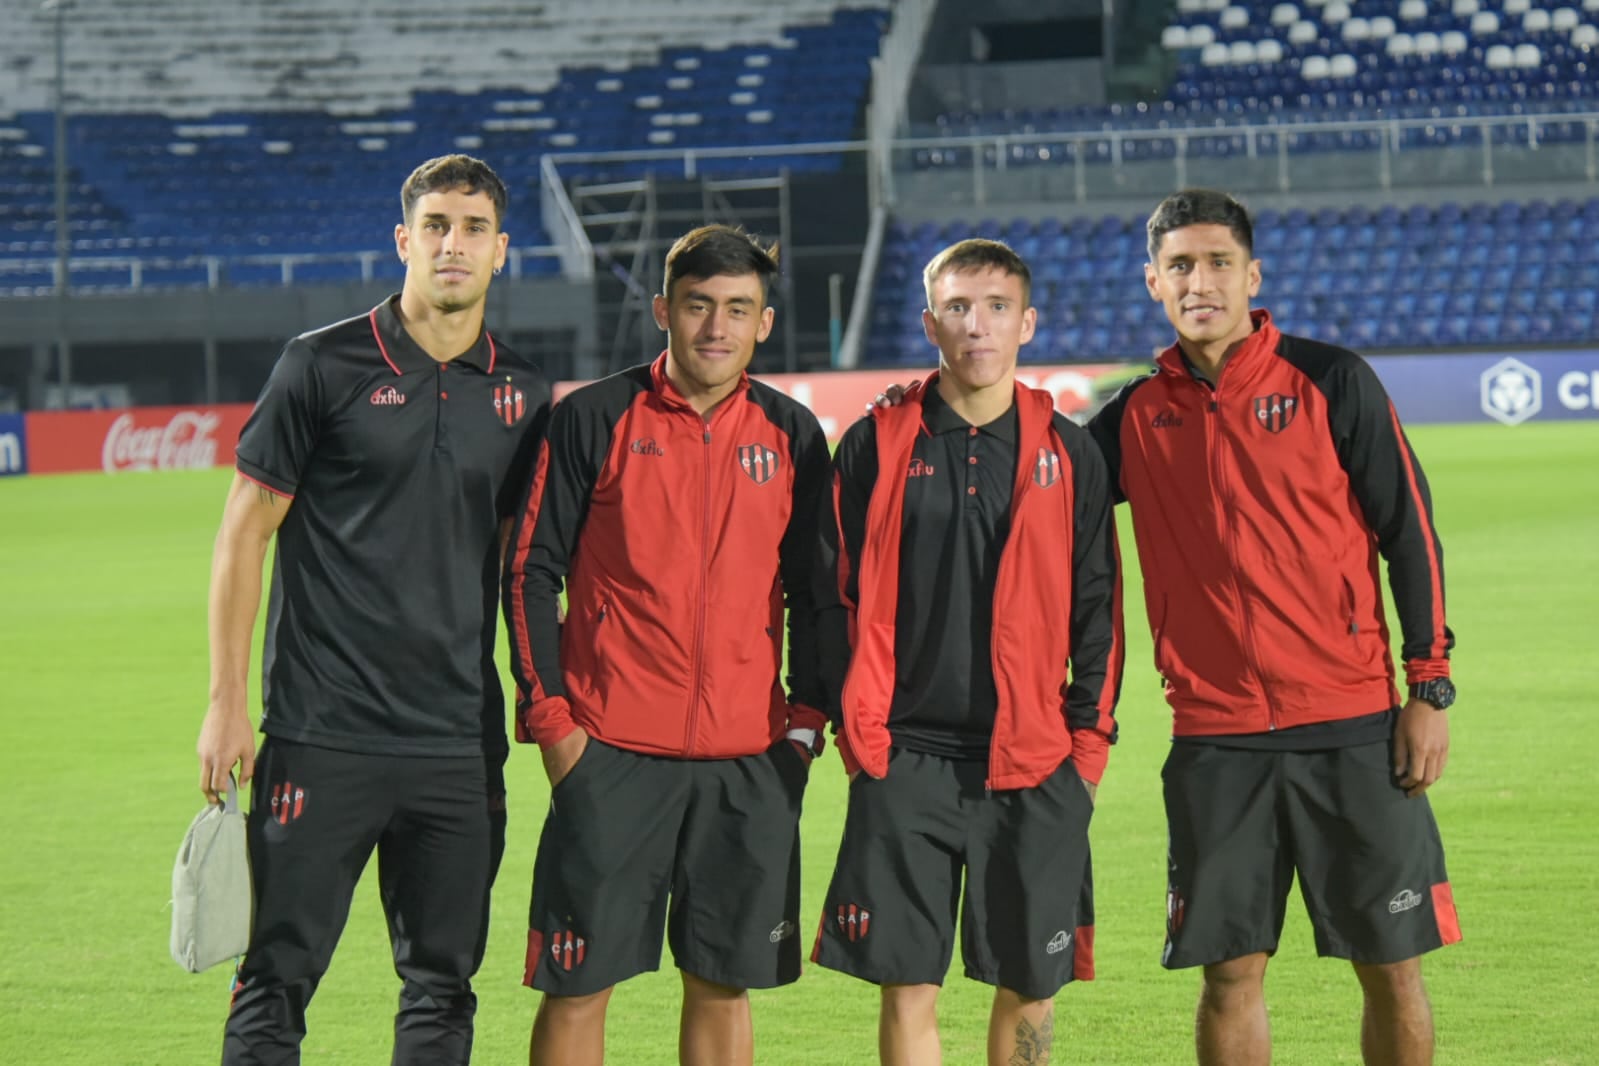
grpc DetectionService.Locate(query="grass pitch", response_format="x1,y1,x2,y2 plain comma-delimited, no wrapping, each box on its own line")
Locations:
1,421,1595,1064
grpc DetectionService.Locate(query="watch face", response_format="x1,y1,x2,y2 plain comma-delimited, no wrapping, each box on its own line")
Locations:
1417,679,1456,709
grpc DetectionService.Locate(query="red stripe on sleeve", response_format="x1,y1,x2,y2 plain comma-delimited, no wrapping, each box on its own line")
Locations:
508,445,554,708
236,468,294,501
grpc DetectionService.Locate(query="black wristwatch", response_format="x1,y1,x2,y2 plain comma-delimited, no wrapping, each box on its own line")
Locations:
1408,678,1456,711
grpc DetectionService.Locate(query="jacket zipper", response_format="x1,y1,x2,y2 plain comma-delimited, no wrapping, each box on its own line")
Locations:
683,421,714,754
1202,374,1279,731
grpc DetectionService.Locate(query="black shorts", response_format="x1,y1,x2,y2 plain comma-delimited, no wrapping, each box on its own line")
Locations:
811,749,1095,1001
523,737,808,996
1161,739,1463,969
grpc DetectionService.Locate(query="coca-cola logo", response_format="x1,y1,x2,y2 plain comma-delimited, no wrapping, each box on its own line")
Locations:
102,411,220,473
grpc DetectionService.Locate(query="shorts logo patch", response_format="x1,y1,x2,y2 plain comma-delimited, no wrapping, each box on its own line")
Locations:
1046,930,1072,955
836,903,871,942
1166,886,1186,937
270,781,305,824
1388,889,1423,914
738,443,780,485
1033,447,1061,488
549,930,587,971
769,920,796,943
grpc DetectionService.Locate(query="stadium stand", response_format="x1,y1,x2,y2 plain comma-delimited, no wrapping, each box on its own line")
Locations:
0,0,888,294
932,0,1599,136
865,195,1599,363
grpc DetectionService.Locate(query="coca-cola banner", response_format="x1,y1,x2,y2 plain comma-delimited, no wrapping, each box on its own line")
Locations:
25,404,254,475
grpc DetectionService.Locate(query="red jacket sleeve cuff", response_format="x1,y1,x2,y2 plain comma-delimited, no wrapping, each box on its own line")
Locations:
518,695,576,747
836,731,862,776
786,703,828,733
1069,729,1110,786
1403,659,1451,685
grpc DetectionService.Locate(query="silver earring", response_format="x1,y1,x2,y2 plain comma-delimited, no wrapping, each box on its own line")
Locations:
493,267,501,276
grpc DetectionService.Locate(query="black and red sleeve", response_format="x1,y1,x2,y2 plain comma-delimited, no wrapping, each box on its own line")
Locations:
501,391,616,746
1304,344,1455,682
235,338,323,499
814,416,877,730
1058,417,1125,784
773,402,832,728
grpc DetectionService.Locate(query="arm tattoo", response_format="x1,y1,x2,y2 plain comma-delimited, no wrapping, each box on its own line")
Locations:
1009,1010,1055,1065
256,487,277,507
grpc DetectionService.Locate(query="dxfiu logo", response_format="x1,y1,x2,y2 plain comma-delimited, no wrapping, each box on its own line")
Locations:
1388,889,1423,915
1481,357,1541,426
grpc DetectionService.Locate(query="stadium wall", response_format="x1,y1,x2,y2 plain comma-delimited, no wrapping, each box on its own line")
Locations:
3,351,1594,478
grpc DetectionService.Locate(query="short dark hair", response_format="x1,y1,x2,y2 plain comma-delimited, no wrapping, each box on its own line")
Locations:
1146,188,1254,263
401,154,508,226
922,238,1032,309
662,225,779,302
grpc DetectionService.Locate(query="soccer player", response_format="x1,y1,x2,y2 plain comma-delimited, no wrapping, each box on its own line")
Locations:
194,154,549,1066
1089,188,1460,1065
812,239,1124,1066
503,225,831,1066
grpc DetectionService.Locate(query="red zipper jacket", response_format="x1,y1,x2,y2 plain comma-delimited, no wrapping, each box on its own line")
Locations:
504,354,830,758
829,378,1124,788
1089,311,1453,737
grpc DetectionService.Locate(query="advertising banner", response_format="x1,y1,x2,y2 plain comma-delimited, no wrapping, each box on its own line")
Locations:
1371,350,1599,426
0,413,26,477
25,404,255,475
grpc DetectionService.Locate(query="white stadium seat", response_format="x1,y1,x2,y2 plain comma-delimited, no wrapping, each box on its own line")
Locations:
1188,23,1218,45
1301,54,1333,77
1572,21,1599,43
1387,32,1416,55
1413,30,1443,53
1202,41,1232,64
1271,3,1301,25
1441,29,1469,51
1504,0,1532,15
1369,15,1398,37
1162,25,1191,48
1342,16,1372,39
1485,43,1515,67
1257,38,1287,61
1289,19,1321,43
1329,52,1358,76
1471,10,1502,33
1323,1,1352,23
1452,0,1479,15
1399,0,1429,19
1514,41,1543,65
1523,9,1553,31
1222,5,1251,28
1229,39,1259,61
1552,6,1581,29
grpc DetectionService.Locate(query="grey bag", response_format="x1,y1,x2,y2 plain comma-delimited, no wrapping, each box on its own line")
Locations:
170,775,251,973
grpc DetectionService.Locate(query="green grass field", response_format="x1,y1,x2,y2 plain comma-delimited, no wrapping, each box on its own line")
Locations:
1,421,1596,1065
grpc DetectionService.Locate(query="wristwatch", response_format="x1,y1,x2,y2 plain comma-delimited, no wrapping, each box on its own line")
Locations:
1408,678,1456,710
786,728,824,758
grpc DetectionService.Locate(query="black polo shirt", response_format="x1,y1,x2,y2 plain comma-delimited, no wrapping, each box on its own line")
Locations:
235,296,549,757
831,387,1018,760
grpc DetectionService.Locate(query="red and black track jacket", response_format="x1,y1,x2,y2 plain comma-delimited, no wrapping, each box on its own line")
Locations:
1089,310,1453,737
825,377,1125,789
504,353,830,759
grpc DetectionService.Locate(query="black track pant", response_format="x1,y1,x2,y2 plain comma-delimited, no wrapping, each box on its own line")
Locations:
221,737,505,1066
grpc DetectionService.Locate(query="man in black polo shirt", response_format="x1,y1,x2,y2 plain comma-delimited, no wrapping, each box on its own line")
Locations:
812,239,1123,1065
194,154,549,1065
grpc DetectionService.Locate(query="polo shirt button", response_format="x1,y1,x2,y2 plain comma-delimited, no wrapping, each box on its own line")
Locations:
441,391,449,399
968,427,978,437
967,486,977,496
968,457,977,465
